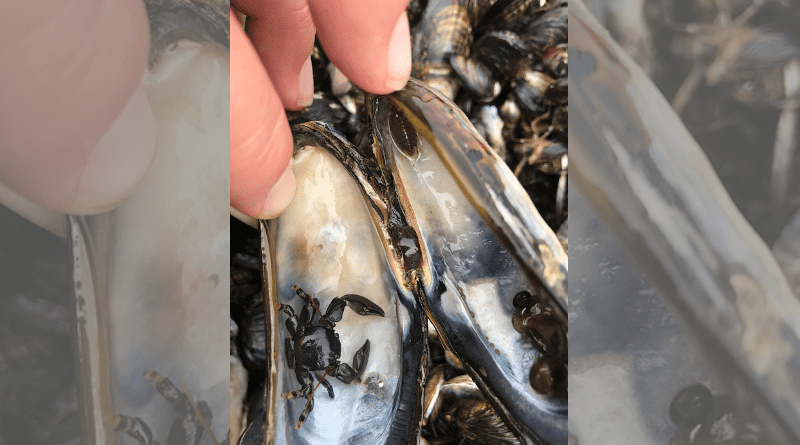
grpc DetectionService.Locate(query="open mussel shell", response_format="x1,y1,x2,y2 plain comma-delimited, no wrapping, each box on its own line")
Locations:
265,127,426,445
374,78,567,310
263,78,566,444
368,78,567,444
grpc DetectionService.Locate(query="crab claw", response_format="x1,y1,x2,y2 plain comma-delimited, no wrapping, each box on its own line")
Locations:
338,294,386,317
323,294,386,324
353,339,370,378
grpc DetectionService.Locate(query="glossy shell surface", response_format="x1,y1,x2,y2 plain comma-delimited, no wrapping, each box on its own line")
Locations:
265,78,567,445
270,142,425,445
373,80,567,444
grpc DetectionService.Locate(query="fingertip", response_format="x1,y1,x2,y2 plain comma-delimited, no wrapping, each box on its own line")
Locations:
385,13,411,91
231,164,296,221
296,56,314,109
258,166,296,220
1,0,151,215
310,0,410,95
229,111,295,220
242,0,316,111
230,206,257,228
69,85,157,215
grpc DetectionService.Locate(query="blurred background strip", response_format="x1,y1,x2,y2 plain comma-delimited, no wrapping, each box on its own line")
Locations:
570,0,800,443
0,1,230,444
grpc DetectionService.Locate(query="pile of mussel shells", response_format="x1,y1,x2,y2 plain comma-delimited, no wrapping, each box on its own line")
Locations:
231,1,568,444
635,0,800,243
409,0,568,233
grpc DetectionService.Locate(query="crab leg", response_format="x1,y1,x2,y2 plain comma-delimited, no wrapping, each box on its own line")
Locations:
113,415,160,445
291,285,326,325
317,374,335,399
281,369,314,400
293,368,334,430
294,397,315,431
278,304,300,337
325,295,387,323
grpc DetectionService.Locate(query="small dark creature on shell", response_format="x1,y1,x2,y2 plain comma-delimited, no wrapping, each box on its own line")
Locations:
114,370,214,445
280,285,386,429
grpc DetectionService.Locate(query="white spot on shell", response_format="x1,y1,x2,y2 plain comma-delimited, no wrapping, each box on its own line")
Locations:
320,223,346,244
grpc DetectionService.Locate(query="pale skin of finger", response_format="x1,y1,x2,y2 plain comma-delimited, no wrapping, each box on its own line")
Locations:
239,0,411,102
71,85,157,214
0,0,151,213
309,0,411,94
229,0,411,219
234,0,317,110
230,9,296,219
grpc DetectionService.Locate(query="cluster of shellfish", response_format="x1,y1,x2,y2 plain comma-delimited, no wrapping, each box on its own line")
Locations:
231,1,568,444
631,0,800,242
411,0,568,231
668,384,764,445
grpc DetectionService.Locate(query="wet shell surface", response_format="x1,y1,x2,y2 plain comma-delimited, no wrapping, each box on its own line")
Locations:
269,142,426,445
263,78,567,445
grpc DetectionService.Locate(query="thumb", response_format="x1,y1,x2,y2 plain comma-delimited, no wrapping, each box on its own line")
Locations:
0,0,153,214
230,9,296,220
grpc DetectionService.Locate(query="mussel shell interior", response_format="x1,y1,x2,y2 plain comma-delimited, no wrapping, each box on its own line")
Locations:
269,78,568,445
378,80,568,312
371,80,568,443
271,144,423,444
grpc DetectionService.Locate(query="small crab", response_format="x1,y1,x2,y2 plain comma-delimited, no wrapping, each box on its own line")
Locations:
114,370,215,445
280,285,385,430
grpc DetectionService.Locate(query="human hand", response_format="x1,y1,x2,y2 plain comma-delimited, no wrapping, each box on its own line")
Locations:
0,0,155,217
230,0,412,220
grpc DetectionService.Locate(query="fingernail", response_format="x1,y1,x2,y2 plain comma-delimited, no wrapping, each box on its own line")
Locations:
72,85,157,214
230,206,257,228
297,56,314,108
386,13,411,91
260,166,296,219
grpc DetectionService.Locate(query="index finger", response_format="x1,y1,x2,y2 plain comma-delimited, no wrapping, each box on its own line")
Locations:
308,0,411,94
